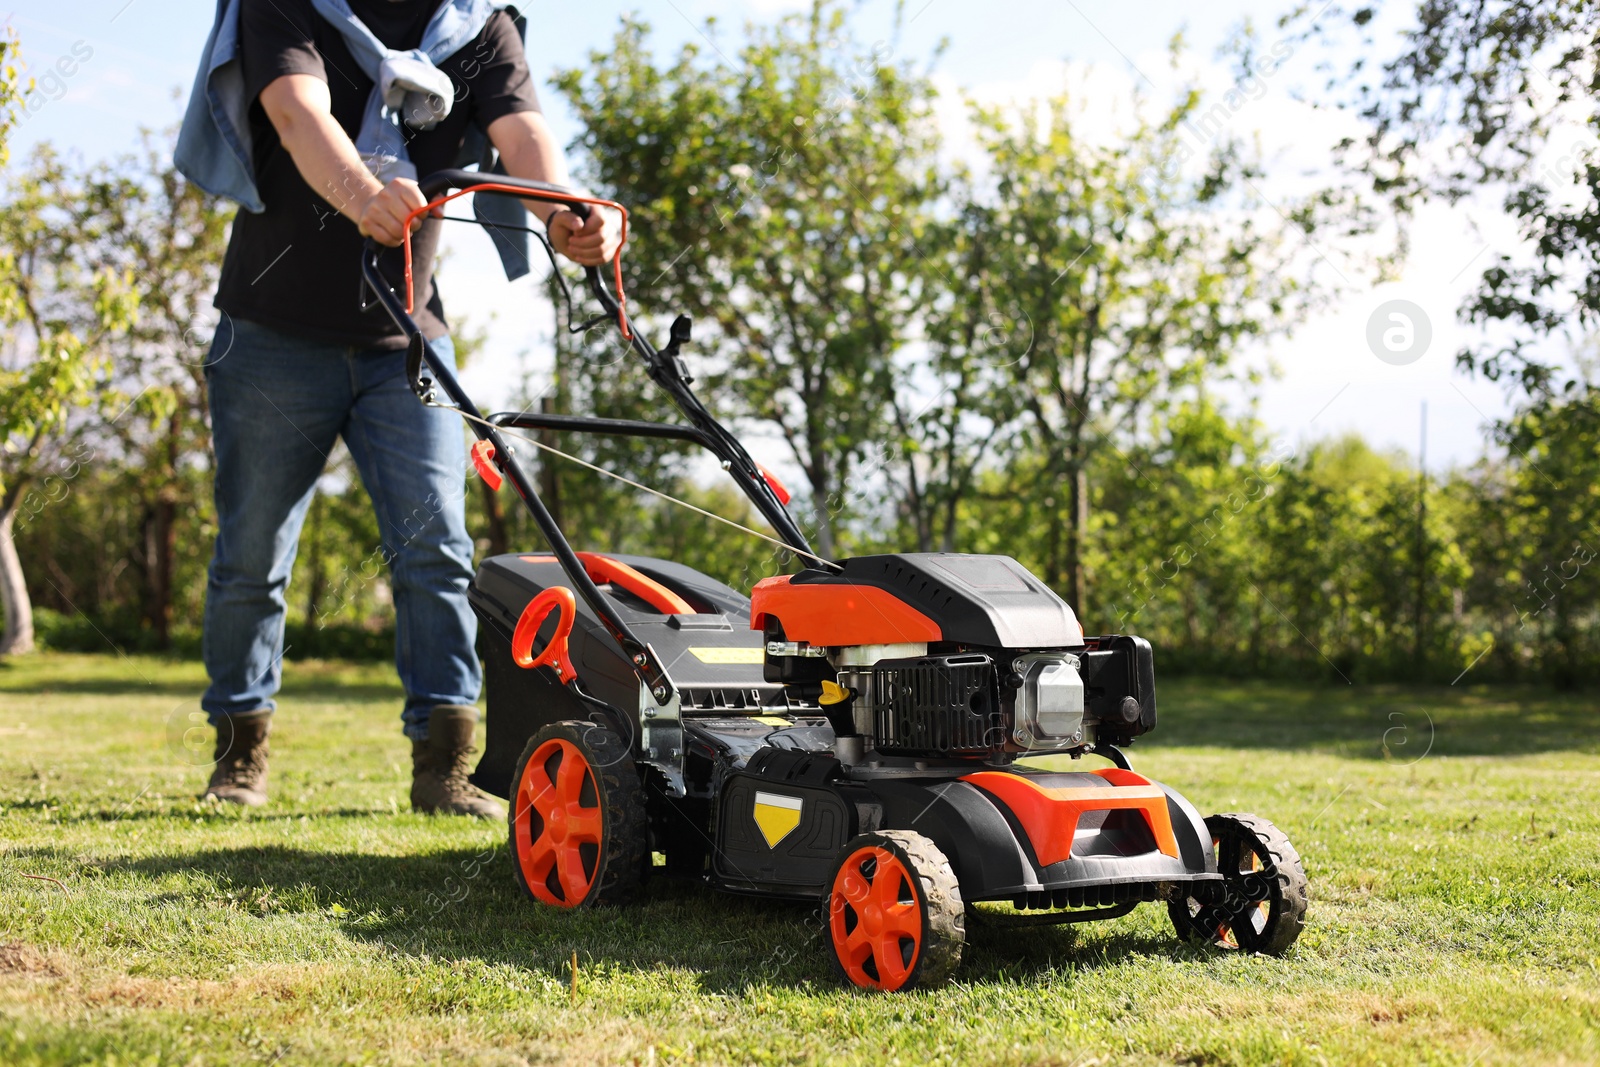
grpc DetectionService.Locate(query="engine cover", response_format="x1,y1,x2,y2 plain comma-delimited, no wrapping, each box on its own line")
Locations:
751,553,1084,649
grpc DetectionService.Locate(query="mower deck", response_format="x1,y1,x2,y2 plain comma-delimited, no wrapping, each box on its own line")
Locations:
468,551,1222,906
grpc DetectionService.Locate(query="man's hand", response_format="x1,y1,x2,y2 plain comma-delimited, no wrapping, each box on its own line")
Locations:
487,111,626,266
548,207,623,266
358,178,431,247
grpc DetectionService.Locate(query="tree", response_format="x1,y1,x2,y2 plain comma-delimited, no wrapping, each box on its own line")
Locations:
1475,387,1600,683
950,85,1312,611
555,3,943,557
1305,1,1600,401
1,107,139,653
77,131,233,647
880,190,1017,554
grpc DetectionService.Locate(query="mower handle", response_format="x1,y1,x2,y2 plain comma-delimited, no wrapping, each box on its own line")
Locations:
360,167,821,619
413,167,601,284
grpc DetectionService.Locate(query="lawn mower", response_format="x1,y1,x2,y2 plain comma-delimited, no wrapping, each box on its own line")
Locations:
359,169,1310,991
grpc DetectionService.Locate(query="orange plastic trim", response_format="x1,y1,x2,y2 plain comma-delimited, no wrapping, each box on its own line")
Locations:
519,553,695,616
511,586,577,682
513,737,602,907
748,575,941,646
401,184,633,338
755,463,791,505
963,769,1180,866
828,845,922,991
470,440,502,491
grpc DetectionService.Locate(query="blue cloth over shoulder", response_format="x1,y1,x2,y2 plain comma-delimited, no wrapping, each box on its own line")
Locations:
174,0,531,280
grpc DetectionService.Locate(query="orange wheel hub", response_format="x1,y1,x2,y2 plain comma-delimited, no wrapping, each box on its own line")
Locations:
513,738,603,907
829,846,923,991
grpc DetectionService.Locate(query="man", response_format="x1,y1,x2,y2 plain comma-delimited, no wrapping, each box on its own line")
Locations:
190,0,620,815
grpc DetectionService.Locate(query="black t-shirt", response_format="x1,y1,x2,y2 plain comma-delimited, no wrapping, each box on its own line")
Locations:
213,0,539,347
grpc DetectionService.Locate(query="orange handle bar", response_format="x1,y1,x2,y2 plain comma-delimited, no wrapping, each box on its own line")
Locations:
400,183,633,339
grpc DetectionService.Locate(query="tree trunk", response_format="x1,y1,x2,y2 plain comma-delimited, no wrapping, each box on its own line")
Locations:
1064,463,1089,613
808,462,836,559
142,486,177,649
541,277,566,533
939,489,959,553
480,477,509,557
304,491,325,625
1042,483,1063,593
537,394,563,532
0,498,36,656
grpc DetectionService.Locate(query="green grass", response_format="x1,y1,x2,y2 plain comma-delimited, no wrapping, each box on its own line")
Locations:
0,652,1595,1066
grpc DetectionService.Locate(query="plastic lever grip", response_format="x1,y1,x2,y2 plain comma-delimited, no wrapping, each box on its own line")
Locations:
511,586,577,683
470,440,502,491
756,463,791,505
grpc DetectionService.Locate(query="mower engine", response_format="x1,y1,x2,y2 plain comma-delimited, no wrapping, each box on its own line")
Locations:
755,553,1157,765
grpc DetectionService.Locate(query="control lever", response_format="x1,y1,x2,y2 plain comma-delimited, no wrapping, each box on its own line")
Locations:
660,315,694,383
405,332,437,404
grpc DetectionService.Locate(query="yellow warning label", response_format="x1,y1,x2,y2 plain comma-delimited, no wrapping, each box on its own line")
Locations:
753,791,803,848
688,646,765,665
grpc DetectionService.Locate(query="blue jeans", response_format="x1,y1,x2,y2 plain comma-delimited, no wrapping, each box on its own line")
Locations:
201,317,480,740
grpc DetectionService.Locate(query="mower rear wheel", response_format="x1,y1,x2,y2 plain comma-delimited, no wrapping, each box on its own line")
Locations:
826,830,965,992
1168,813,1308,955
509,720,646,909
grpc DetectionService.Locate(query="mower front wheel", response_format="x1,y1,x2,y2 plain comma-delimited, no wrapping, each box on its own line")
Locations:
1169,813,1308,955
509,720,646,909
825,830,965,992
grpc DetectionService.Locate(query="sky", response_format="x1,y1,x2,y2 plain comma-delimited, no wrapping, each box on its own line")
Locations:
3,0,1571,477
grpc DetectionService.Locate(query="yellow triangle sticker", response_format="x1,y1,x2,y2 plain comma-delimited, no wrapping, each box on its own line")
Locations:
752,791,803,848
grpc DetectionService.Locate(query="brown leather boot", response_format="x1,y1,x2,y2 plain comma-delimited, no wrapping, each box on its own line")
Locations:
203,709,271,807
411,706,506,819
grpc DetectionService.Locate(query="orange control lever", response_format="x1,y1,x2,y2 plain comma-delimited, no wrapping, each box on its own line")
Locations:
470,440,502,491
756,463,791,505
511,586,577,682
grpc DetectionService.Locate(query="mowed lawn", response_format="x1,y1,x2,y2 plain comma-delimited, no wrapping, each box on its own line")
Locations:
0,654,1594,1066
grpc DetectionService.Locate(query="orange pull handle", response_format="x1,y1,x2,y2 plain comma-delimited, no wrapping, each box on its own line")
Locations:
511,586,577,682
471,440,502,491
575,551,694,614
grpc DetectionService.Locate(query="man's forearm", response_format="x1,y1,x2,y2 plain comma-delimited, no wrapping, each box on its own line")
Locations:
487,111,572,225
486,109,620,265
259,74,426,247
260,75,384,225
277,109,384,224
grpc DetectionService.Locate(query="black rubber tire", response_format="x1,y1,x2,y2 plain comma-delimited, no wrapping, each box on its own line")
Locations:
508,720,647,908
1168,812,1308,955
825,830,965,992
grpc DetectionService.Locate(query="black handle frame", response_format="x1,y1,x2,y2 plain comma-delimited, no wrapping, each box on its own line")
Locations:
359,168,822,705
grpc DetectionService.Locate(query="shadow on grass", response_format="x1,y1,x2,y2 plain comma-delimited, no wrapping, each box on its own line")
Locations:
43,806,392,824
95,844,1206,993
0,672,400,704
1144,679,1599,758
5,658,1592,757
